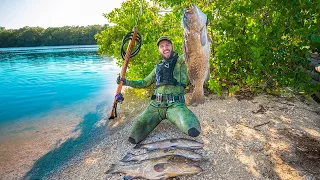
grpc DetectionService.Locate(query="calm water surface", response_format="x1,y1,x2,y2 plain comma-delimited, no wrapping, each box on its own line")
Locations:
0,45,119,125
0,45,127,179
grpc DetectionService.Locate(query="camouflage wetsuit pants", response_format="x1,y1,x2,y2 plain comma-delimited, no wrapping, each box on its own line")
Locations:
129,101,201,144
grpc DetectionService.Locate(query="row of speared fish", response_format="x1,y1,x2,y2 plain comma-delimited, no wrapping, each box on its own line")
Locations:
106,138,205,180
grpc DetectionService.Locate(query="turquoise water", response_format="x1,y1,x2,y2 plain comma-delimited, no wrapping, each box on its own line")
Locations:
0,45,125,179
0,45,119,124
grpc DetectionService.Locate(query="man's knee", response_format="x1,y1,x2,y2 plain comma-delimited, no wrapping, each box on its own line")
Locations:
188,127,200,137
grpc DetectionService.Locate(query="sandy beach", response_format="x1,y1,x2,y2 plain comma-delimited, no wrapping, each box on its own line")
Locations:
49,93,319,180
1,93,319,180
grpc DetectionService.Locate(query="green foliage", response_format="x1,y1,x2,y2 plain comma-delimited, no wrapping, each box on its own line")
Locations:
0,25,108,47
206,0,320,96
97,0,320,97
96,0,184,79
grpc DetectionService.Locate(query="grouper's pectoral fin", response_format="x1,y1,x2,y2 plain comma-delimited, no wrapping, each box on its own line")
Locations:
200,27,207,46
154,163,167,172
182,40,188,63
205,67,210,82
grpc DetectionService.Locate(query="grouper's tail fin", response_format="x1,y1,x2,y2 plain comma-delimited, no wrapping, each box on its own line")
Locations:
105,164,119,174
133,144,144,149
121,152,134,162
185,92,205,106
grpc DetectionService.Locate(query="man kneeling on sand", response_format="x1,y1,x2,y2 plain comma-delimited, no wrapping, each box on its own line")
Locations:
117,36,201,144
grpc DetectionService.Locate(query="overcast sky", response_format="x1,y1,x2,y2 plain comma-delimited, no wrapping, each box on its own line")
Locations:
0,0,125,29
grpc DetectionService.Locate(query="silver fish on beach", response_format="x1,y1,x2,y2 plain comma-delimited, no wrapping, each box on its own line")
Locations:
182,4,211,105
121,148,203,162
134,138,204,151
106,157,202,180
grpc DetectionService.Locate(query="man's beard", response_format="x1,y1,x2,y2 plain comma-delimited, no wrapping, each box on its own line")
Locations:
160,50,174,60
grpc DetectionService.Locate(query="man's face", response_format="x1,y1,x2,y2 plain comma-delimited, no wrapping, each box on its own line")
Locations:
158,40,173,60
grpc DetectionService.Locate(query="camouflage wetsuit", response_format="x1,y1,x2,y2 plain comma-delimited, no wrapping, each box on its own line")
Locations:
125,52,201,144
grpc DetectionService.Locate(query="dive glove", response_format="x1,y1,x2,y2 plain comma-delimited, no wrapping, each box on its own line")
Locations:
117,76,128,85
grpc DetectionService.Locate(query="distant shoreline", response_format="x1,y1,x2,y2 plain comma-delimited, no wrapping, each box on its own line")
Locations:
0,25,108,48
0,44,98,50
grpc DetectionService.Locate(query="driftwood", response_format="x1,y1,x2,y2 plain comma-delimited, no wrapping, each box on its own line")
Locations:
253,121,270,128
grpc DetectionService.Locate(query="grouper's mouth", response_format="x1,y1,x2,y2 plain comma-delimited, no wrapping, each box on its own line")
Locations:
185,4,196,12
183,12,192,29
183,4,196,29
183,4,195,18
184,7,194,14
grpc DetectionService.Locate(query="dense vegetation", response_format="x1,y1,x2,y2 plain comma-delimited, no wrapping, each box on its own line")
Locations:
96,0,320,97
0,25,108,47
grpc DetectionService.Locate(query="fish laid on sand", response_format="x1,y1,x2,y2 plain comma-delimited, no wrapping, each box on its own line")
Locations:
121,148,203,162
134,138,204,151
182,4,211,106
106,157,202,180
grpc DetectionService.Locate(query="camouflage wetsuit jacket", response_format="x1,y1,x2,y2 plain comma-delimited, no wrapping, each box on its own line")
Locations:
125,53,201,144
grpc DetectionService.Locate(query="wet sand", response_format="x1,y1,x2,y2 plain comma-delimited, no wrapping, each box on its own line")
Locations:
0,117,81,179
1,92,319,180
0,95,111,180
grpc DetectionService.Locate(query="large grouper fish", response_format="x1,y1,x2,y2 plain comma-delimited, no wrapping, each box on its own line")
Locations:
121,148,203,162
133,138,204,151
106,157,202,180
183,4,211,105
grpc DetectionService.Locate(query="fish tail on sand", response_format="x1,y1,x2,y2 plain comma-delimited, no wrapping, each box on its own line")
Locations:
133,144,143,149
134,144,156,151
121,152,135,162
192,89,205,104
185,91,205,106
105,164,118,174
